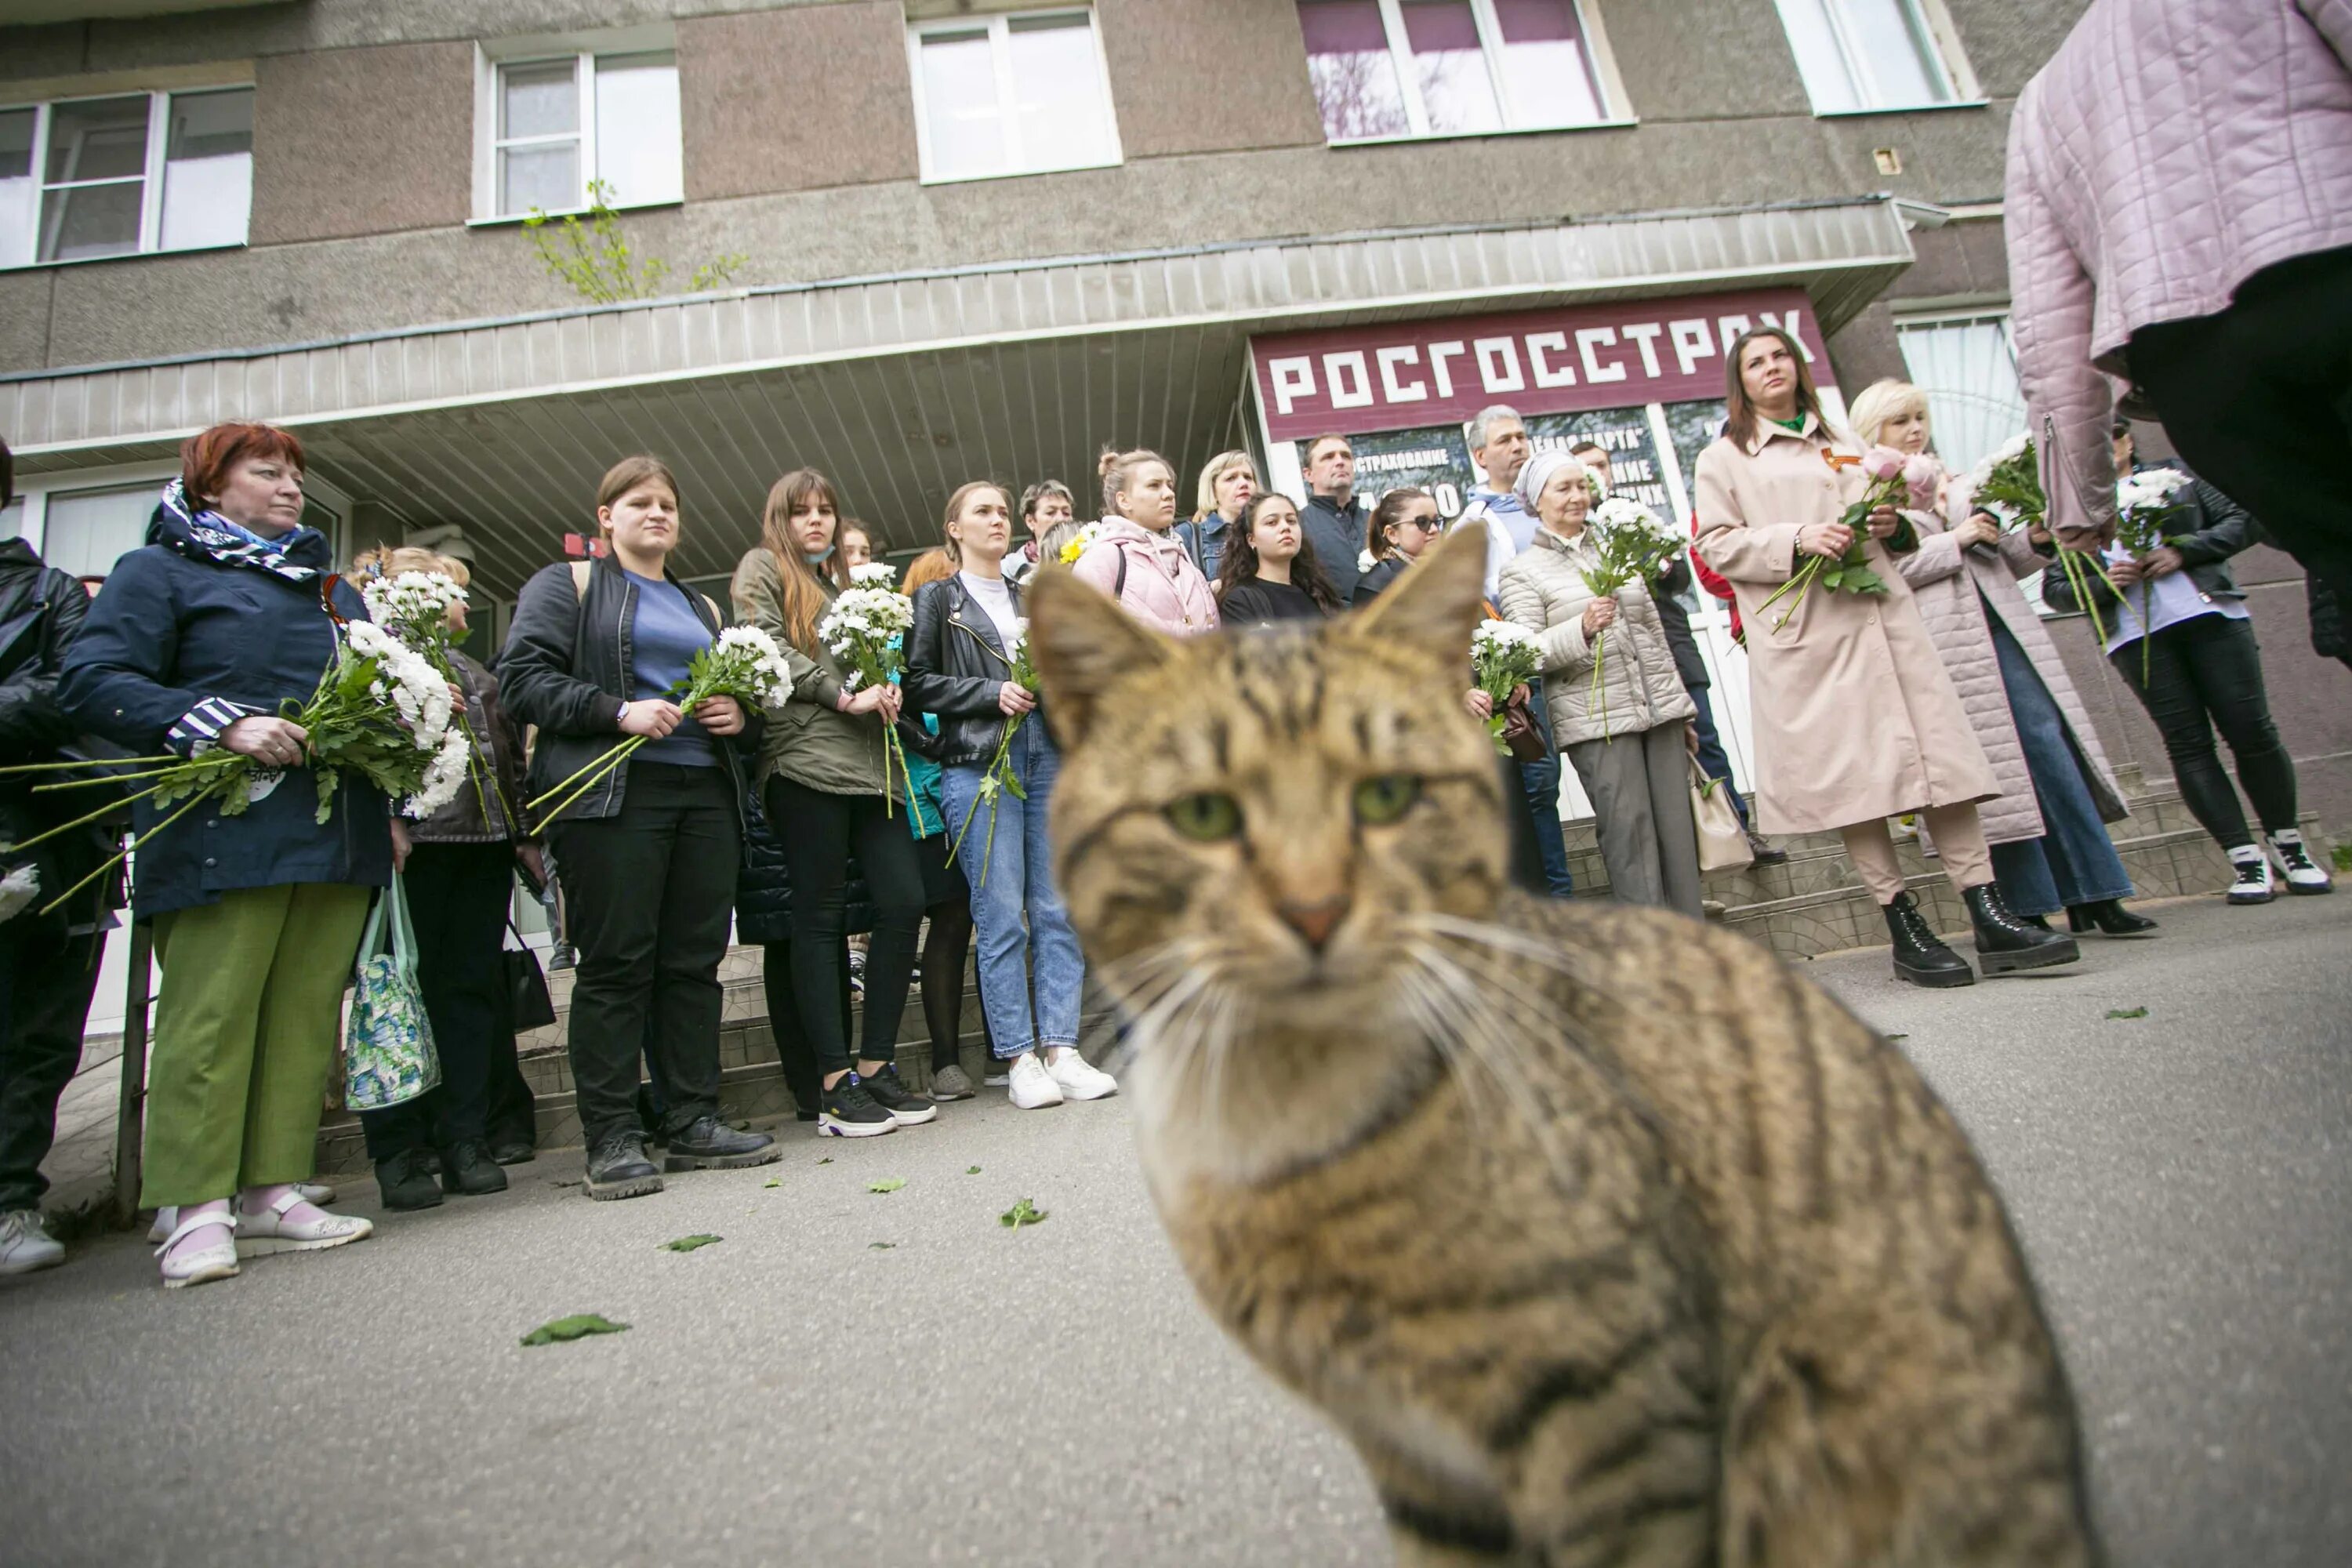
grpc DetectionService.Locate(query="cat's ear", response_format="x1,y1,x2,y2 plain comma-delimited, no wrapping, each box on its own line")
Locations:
1026,564,1183,747
1347,520,1488,662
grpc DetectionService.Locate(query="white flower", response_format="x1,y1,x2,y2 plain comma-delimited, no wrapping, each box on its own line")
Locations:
402,725,474,818
850,561,898,588
1058,522,1103,566
1472,619,1540,655
0,862,39,925
706,625,797,710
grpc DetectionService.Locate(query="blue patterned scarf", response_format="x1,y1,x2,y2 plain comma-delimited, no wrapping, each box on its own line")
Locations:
148,477,325,583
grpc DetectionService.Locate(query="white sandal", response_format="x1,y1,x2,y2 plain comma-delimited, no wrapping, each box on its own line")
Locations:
157,1210,240,1290
235,1189,373,1258
148,1182,337,1246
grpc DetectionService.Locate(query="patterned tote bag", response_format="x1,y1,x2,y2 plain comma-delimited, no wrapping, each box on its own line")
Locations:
345,871,442,1110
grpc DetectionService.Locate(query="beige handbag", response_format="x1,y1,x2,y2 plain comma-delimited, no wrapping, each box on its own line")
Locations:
1690,760,1755,873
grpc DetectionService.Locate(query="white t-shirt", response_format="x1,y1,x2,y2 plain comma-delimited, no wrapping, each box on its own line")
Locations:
959,571,1021,648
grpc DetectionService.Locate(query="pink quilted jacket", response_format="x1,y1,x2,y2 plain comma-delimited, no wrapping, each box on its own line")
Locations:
2006,0,2352,541
1070,518,1221,637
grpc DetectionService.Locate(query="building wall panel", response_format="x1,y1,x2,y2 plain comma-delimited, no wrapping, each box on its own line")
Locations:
250,42,474,245
680,4,917,201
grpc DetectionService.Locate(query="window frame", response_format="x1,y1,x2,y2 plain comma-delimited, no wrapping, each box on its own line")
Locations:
1300,0,1631,148
905,6,1124,187
470,35,684,225
2,459,352,581
0,83,255,272
1771,0,1983,118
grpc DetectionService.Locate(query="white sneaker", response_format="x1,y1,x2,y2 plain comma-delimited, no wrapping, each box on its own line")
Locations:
150,1181,336,1244
2227,850,2275,905
1007,1053,1065,1110
982,1069,1011,1088
1044,1048,1118,1102
234,1189,373,1258
156,1207,239,1290
0,1209,64,1276
2269,831,2333,895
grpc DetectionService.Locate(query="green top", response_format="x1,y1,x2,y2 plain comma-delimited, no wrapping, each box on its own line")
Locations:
1771,414,1809,432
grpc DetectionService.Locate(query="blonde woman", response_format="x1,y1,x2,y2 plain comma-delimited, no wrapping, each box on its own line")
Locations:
1072,448,1219,635
1176,450,1257,584
1848,379,2150,938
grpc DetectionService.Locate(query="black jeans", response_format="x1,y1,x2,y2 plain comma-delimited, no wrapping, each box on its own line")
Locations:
548,763,739,1145
913,831,982,1073
2113,614,2297,852
766,776,924,1078
0,923,104,1212
2130,245,2352,609
359,840,515,1162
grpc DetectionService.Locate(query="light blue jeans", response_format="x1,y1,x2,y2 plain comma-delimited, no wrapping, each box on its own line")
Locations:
937,721,1085,1058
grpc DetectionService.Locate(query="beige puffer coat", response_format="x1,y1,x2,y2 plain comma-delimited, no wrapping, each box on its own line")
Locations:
1497,526,1694,747
1893,481,2128,845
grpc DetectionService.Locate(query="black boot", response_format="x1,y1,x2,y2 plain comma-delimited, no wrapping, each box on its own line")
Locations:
439,1140,510,1197
583,1129,664,1201
1883,891,1974,988
662,1115,782,1173
2067,898,2160,936
1745,827,1789,866
1965,884,2081,975
374,1149,445,1212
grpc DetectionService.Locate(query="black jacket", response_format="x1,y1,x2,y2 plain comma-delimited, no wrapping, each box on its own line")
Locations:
58,519,391,918
1352,555,1407,606
1219,579,1328,626
2310,575,2347,661
905,574,1032,769
2039,470,2253,618
497,557,753,830
1650,555,1710,691
1301,494,1366,602
1,539,123,930
407,650,532,845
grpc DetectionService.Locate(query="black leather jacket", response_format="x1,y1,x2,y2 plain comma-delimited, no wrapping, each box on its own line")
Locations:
2038,470,2253,618
904,574,1033,768
1,538,124,929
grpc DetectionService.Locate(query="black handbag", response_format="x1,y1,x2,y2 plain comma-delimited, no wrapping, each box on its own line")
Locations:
503,925,557,1032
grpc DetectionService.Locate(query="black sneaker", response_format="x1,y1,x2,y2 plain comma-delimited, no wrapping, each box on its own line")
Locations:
490,1137,536,1167
861,1063,939,1126
583,1129,665,1201
375,1148,445,1212
818,1075,898,1138
663,1115,782,1171
440,1140,510,1197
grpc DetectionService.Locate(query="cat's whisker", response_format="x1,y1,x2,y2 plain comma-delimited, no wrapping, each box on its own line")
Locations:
1399,946,1539,1152
1403,942,1588,1191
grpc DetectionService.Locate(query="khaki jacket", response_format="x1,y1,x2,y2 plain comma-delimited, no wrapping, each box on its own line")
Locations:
1497,528,1694,747
730,547,900,800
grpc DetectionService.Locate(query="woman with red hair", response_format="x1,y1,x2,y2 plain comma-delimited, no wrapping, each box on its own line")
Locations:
61,422,395,1288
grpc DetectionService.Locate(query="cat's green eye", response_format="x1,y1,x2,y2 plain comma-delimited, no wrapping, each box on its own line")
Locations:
1352,773,1422,825
1166,791,1243,841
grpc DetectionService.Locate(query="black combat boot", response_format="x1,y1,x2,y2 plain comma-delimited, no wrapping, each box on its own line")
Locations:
1883,891,1974,988
2066,898,2159,936
374,1148,445,1212
439,1140,510,1197
583,1129,664,1201
662,1115,782,1173
1965,884,2081,975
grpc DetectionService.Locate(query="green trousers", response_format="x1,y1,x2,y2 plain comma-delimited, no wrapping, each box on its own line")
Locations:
141,882,372,1209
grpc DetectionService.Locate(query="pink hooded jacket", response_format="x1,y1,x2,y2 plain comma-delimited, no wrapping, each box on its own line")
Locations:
2005,0,2352,541
1071,519,1221,637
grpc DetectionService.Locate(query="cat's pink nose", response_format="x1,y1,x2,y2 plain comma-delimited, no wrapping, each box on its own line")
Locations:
1276,895,1351,953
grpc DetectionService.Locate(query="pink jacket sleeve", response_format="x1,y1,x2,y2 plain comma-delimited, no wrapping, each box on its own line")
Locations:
2005,98,2118,549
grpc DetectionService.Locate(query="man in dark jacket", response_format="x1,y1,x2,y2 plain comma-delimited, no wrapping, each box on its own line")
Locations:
1301,434,1366,602
0,443,122,1274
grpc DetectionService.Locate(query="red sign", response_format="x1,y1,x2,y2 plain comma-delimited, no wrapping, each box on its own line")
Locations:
1250,287,1835,441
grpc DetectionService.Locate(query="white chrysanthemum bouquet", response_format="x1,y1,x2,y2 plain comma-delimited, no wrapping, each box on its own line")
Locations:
359,567,499,820
816,586,916,814
851,561,898,588
1577,496,1684,734
948,617,1039,886
1470,619,1541,756
528,625,794,826
2113,466,2192,673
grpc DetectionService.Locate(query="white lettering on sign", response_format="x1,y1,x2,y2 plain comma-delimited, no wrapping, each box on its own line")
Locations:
1474,337,1525,394
1354,447,1452,474
1377,345,1428,402
1526,332,1577,389
1621,322,1664,378
1269,356,1316,416
1428,341,1467,400
1761,309,1814,360
1716,314,1752,353
1669,319,1714,377
1577,327,1627,383
1325,350,1374,409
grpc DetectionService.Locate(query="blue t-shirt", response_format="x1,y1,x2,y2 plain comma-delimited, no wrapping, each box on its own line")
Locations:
625,569,717,767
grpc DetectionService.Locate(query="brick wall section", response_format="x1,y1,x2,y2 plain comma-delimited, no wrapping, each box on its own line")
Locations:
680,4,917,201
1094,0,1325,158
249,42,474,245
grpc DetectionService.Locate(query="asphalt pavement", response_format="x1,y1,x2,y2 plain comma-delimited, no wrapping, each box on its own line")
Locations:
2,891,2346,1567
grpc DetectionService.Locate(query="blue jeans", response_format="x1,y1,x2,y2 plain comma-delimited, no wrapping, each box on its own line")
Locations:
1686,684,1751,831
1986,612,2136,916
937,722,1086,1058
1519,681,1576,898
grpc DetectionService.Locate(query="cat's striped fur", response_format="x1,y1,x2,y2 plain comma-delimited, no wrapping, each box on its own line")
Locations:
1025,524,2100,1567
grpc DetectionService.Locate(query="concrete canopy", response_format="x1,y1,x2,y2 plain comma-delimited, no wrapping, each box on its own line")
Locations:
2,197,1914,599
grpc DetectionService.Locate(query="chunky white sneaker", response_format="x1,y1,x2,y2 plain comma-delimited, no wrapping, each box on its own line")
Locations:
1044,1048,1118,1102
2269,831,2333,895
0,1208,64,1276
234,1189,373,1258
156,1207,239,1290
2227,849,2275,905
149,1181,337,1245
1007,1053,1065,1110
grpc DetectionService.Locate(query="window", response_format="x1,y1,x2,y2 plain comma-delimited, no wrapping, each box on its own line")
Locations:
1896,313,2024,480
483,49,682,218
1773,0,1960,114
907,9,1120,183
36,483,158,580
0,86,252,269
1296,0,1610,144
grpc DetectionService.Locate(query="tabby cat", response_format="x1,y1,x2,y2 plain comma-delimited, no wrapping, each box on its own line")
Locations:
1025,524,2100,1567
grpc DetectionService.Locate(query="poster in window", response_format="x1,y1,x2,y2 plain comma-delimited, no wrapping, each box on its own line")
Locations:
1293,426,1475,522
1519,408,1672,515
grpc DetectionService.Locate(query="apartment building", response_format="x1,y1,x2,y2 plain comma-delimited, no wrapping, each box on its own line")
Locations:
5,1,2342,830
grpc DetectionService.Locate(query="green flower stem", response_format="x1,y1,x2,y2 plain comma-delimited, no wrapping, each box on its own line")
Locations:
0,775,194,858
31,764,197,792
531,736,644,828
947,713,1024,884
1587,628,1610,741
36,779,221,917
0,753,180,775
1761,557,1822,633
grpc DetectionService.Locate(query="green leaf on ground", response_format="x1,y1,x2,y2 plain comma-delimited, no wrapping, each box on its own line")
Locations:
867,1178,906,1193
2106,1007,2150,1020
764,1177,781,1189
2332,843,2350,873
816,1157,832,1166
521,1314,630,1348
662,1233,722,1252
1884,1033,1908,1042
869,1241,896,1250
966,1165,981,1175
1000,1198,1047,1230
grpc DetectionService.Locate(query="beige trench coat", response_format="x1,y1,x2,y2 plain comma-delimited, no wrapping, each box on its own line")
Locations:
1692,416,1997,837
1893,477,2130,845
1496,527,1696,747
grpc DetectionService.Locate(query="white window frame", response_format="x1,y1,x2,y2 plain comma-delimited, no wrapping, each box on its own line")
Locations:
4,459,352,576
1,84,253,271
1772,0,1984,117
906,7,1124,186
470,27,682,223
1304,0,1631,147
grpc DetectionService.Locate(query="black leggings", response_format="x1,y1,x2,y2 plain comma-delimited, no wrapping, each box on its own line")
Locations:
766,777,924,1077
2113,613,2297,851
913,833,981,1072
760,935,851,1116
